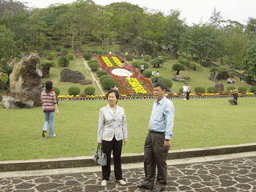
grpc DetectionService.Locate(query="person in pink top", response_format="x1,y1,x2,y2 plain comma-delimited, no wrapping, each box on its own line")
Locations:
41,81,59,137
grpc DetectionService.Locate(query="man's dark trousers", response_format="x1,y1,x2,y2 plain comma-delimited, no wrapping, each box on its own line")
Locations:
142,131,169,190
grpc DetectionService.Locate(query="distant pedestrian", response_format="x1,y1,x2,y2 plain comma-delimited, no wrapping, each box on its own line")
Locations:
182,83,188,100
41,81,59,137
153,77,158,84
152,71,155,76
229,89,238,105
186,83,190,100
122,60,125,67
156,71,159,76
109,50,112,58
140,64,145,74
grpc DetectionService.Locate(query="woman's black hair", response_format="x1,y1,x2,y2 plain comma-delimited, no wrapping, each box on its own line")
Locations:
106,89,119,103
45,81,53,94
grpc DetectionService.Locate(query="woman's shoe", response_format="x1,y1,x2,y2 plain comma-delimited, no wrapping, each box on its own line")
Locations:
117,180,126,185
42,130,47,137
101,180,107,186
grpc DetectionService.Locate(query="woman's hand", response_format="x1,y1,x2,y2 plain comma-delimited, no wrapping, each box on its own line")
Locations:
98,142,102,145
123,139,128,145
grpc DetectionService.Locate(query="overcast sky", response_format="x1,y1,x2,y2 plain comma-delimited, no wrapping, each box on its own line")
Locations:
22,0,256,25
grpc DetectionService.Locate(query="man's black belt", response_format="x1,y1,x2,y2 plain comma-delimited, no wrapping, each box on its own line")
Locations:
149,130,165,134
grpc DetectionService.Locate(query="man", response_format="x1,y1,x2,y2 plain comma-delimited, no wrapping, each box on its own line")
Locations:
229,89,238,105
138,82,175,192
182,83,188,100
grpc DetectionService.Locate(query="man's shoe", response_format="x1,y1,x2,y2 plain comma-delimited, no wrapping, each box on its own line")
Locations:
42,130,47,137
137,184,153,190
117,180,126,185
101,180,107,186
153,188,163,192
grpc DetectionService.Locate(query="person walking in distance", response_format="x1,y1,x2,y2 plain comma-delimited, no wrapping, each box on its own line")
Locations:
137,82,175,192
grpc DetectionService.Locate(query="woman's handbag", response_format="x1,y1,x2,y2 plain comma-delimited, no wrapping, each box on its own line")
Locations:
93,145,107,166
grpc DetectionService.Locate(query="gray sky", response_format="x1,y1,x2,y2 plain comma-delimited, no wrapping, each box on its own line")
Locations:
22,0,256,25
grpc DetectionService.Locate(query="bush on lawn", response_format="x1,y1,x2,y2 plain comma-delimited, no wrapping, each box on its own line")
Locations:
53,87,60,95
207,87,218,93
68,86,80,95
143,70,152,78
238,86,247,93
102,78,117,90
84,86,95,95
194,86,206,93
96,70,107,77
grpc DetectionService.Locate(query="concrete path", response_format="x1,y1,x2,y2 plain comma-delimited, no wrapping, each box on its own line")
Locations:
1,152,256,192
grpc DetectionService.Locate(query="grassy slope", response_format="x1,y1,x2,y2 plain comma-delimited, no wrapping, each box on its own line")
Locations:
1,98,255,161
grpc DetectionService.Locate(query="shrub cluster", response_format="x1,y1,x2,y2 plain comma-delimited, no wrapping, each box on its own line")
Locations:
100,75,111,83
200,60,211,67
144,55,152,62
53,87,60,95
68,86,80,95
194,86,206,94
84,86,95,95
58,56,70,67
88,59,100,72
142,70,152,78
238,86,247,93
40,61,55,68
126,54,134,61
66,53,74,61
178,56,190,66
227,86,236,92
46,52,55,60
102,78,117,90
84,52,92,60
250,86,256,93
207,87,218,93
96,70,107,77
151,76,172,89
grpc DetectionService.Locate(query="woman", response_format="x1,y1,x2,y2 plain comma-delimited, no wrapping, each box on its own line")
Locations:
41,81,59,137
97,90,128,186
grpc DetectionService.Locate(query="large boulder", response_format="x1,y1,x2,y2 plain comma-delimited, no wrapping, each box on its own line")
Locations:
60,68,86,84
8,52,44,107
2,93,34,109
172,75,190,82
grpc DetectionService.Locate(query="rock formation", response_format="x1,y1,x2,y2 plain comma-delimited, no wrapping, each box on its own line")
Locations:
172,75,190,82
60,68,91,85
2,52,44,109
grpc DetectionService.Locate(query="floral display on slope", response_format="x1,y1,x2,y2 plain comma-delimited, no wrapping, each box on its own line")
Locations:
126,78,147,94
96,56,153,96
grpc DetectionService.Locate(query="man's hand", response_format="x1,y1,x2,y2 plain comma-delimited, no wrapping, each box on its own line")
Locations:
97,142,102,145
164,140,171,148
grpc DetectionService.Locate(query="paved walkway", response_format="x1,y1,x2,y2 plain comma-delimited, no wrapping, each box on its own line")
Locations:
1,152,256,192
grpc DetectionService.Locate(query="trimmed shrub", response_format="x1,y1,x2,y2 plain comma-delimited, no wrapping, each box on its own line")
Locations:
172,62,185,75
96,70,107,77
238,86,247,93
150,57,164,68
40,61,55,68
142,70,152,78
58,56,70,67
126,54,134,61
194,86,206,94
178,56,190,66
132,61,140,68
245,74,254,84
53,87,60,95
141,62,150,69
200,60,211,67
102,78,117,90
227,86,236,92
207,87,218,93
150,75,164,83
250,86,256,93
46,52,55,60
56,47,61,52
84,86,96,95
161,56,168,62
84,52,92,60
144,55,152,62
66,53,74,61
100,75,111,83
89,61,100,72
158,77,173,89
229,71,236,78
68,86,80,95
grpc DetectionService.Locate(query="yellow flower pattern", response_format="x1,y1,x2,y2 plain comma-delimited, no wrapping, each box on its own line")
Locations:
112,57,122,67
126,78,147,94
102,56,113,67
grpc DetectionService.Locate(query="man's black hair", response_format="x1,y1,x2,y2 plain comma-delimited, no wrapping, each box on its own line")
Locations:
153,82,166,90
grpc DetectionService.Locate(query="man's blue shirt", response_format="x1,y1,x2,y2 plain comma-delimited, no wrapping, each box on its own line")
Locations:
148,96,175,140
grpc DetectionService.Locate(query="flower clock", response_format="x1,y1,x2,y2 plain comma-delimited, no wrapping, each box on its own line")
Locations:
96,56,153,95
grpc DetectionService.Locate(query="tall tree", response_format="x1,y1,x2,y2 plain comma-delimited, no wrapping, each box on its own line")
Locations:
246,17,256,37
163,10,186,58
241,41,256,76
0,25,17,60
181,24,222,61
209,7,223,29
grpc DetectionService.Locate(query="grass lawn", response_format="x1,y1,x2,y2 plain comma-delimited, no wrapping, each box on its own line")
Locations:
1,97,255,161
